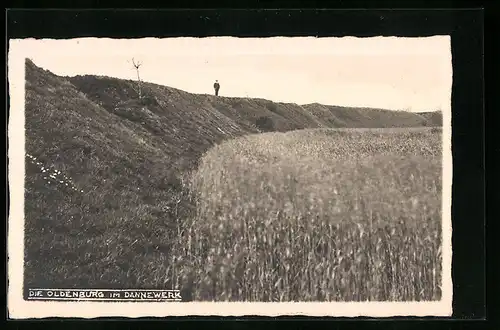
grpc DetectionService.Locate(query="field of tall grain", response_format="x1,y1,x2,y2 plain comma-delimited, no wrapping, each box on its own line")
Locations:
173,127,442,302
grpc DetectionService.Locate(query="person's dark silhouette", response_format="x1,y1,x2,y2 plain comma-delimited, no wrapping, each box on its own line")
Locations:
213,80,220,96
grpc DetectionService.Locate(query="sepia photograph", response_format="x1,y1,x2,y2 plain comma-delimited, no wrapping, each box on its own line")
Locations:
8,35,452,318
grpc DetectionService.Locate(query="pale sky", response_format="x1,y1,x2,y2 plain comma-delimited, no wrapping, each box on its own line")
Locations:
21,36,451,112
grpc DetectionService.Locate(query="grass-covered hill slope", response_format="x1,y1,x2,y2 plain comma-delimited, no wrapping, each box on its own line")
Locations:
418,111,444,126
23,59,441,290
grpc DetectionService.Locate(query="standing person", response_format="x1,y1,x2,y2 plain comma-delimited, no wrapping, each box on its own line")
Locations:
214,80,220,96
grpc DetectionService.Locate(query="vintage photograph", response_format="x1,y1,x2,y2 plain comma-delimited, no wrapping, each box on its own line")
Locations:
8,36,452,317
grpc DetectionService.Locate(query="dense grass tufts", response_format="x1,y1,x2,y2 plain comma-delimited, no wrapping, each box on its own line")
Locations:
178,128,442,301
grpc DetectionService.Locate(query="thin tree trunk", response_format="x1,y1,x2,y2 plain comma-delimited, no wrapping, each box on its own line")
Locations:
136,70,142,99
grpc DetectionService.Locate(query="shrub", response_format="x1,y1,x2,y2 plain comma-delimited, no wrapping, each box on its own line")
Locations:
255,116,275,132
266,101,278,112
140,94,158,107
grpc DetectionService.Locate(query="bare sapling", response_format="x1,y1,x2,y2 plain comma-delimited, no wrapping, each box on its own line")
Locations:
132,58,143,99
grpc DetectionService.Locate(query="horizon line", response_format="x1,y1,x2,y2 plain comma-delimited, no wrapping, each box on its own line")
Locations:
26,58,442,114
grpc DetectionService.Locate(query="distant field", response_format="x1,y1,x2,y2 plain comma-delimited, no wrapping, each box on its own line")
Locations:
179,127,442,301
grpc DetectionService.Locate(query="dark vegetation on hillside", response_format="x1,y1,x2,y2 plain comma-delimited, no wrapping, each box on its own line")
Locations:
23,59,442,290
418,111,444,126
255,116,275,132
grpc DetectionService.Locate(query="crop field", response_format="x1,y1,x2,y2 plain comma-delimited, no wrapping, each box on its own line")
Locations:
170,127,443,301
